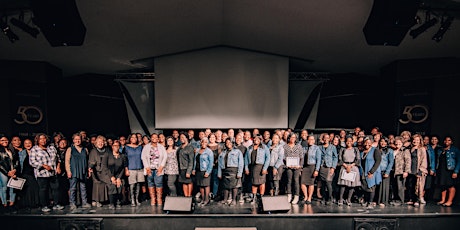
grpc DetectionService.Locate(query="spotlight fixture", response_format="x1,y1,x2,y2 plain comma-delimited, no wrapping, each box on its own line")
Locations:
432,16,454,42
409,11,438,39
414,15,421,24
10,17,40,38
0,19,19,43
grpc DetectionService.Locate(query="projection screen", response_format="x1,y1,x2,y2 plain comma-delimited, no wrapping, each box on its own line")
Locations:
155,47,288,129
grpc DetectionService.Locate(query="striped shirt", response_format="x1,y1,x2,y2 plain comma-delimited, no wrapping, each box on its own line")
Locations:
29,145,58,178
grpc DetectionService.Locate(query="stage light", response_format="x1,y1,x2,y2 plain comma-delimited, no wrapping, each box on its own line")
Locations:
432,16,454,42
414,15,421,24
409,18,438,39
0,20,19,43
10,17,40,38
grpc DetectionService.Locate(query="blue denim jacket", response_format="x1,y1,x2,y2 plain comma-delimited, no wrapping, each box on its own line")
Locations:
264,139,273,148
218,148,244,178
269,144,284,169
426,145,437,173
245,144,270,171
19,149,28,173
305,145,322,171
319,144,338,169
193,147,214,175
379,148,394,175
190,139,200,149
437,146,460,174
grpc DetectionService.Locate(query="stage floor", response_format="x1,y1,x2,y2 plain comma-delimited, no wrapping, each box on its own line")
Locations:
2,198,460,230
2,198,460,217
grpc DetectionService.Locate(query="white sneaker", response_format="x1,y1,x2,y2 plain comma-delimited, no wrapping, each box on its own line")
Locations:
195,192,201,198
239,195,245,204
287,194,292,202
53,204,65,210
291,195,299,204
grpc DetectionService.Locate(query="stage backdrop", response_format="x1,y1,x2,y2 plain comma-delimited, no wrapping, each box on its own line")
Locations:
119,80,156,135
154,47,289,129
288,80,323,130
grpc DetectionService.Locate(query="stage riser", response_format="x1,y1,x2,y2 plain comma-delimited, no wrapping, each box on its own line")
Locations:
2,216,460,230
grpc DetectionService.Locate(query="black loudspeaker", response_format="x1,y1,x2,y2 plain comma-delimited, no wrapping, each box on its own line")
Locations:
163,196,194,213
32,0,86,46
354,218,398,230
363,0,419,46
261,195,291,213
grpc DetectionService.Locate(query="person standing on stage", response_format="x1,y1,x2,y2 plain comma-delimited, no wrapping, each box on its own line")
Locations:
263,131,272,148
218,139,244,206
124,133,144,206
0,135,20,208
391,137,411,206
406,134,428,206
227,129,235,144
300,135,322,205
235,133,248,203
65,133,91,210
172,130,182,147
245,135,270,204
17,138,39,209
423,135,438,201
88,135,112,207
436,136,460,207
283,133,304,204
192,138,213,206
268,134,284,196
56,138,70,206
177,133,195,197
208,133,222,201
243,131,253,148
164,137,179,196
299,130,308,148
158,133,166,147
318,133,338,205
107,141,127,209
142,133,167,206
29,133,64,212
360,138,382,209
377,137,394,207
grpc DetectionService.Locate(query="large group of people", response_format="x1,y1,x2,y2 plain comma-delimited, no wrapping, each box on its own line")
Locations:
0,127,459,213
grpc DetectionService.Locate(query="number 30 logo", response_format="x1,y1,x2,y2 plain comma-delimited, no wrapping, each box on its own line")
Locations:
399,105,429,124
14,106,43,125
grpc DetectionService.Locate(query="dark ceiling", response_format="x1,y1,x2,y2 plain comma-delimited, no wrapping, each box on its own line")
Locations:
1,0,460,77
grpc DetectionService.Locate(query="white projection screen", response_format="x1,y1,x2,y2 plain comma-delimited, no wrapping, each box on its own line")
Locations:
155,47,288,129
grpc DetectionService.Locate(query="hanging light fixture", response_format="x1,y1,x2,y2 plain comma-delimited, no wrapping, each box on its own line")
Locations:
0,17,19,43
432,15,454,42
10,12,40,38
409,11,438,39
